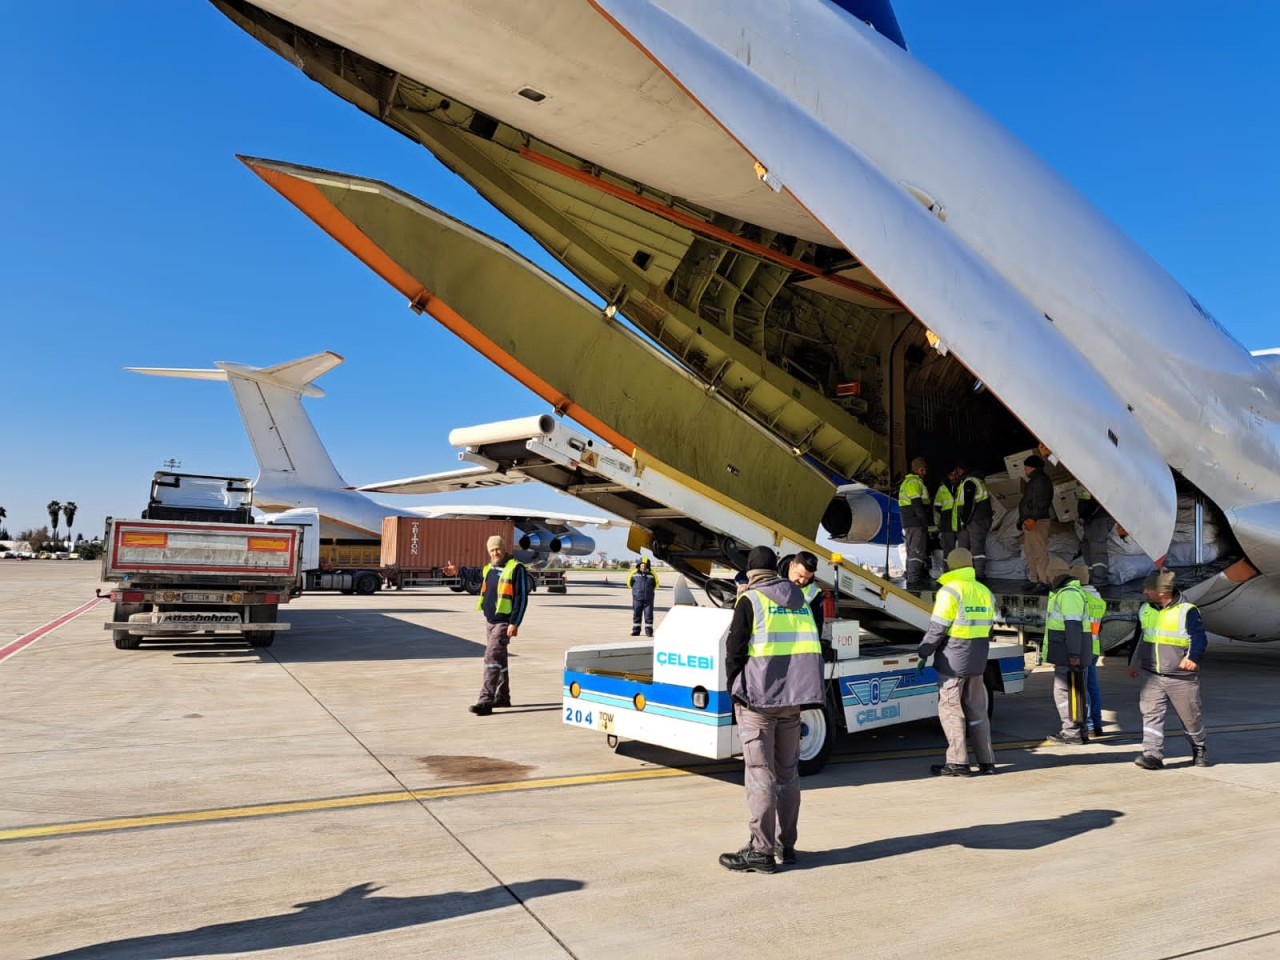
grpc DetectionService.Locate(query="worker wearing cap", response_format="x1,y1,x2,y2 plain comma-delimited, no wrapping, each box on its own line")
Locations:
1127,569,1209,769
1077,488,1114,587
917,547,997,776
1043,556,1090,744
1073,564,1108,736
719,545,824,874
627,557,659,637
1018,454,1054,589
954,460,994,579
469,534,530,716
898,457,931,589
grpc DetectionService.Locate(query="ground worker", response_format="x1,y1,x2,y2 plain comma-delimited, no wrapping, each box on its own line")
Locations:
934,471,959,560
786,550,824,638
1073,564,1108,737
954,461,994,579
1018,454,1054,590
719,545,824,874
898,457,931,589
627,557,659,637
1042,556,1090,744
1127,568,1210,769
1077,488,1114,586
916,547,997,776
468,535,530,716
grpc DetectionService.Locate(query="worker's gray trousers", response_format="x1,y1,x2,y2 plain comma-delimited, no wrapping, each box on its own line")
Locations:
937,674,995,765
1053,666,1088,739
958,518,992,579
939,530,957,557
478,621,511,704
903,527,928,583
735,703,802,856
1082,516,1113,586
1138,670,1206,759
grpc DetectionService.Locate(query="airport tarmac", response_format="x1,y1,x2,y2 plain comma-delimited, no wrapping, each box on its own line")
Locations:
3,561,1280,960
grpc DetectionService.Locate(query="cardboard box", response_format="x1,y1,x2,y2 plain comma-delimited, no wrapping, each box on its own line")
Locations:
1004,448,1039,480
1052,480,1083,522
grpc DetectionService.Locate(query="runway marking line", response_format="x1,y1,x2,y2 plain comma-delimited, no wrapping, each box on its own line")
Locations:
5,720,1279,844
0,596,106,664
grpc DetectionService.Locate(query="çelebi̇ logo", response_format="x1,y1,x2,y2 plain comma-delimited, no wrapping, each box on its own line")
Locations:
656,650,714,670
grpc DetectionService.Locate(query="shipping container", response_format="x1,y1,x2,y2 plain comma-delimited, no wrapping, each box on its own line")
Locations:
380,516,516,572
319,541,382,568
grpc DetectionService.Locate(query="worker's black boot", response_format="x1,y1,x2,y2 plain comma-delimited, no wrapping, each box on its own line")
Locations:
1134,754,1163,770
719,845,776,874
930,763,973,777
1192,745,1210,767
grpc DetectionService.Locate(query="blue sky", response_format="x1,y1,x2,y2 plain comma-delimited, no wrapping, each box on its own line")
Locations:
2,2,1276,557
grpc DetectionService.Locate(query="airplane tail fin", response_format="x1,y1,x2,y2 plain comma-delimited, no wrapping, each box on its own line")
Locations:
128,352,349,491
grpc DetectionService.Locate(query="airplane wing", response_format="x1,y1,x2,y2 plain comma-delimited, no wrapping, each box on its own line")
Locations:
357,466,533,495
411,504,617,530
591,0,1179,561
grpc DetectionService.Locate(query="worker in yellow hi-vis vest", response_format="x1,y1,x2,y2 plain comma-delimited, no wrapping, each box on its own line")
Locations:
719,545,824,874
1042,556,1090,744
469,534,530,717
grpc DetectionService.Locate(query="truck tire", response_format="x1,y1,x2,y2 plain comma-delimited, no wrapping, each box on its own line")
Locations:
462,570,483,596
113,602,143,650
246,604,278,648
354,573,380,596
797,703,836,776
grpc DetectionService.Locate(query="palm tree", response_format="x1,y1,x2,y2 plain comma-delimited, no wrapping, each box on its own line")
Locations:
62,502,77,546
47,500,62,542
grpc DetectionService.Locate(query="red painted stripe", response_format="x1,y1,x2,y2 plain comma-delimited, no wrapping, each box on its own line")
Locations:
0,597,107,663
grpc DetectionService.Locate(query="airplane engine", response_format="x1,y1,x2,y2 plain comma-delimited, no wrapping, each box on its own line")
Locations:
549,532,596,556
518,530,556,553
820,486,899,545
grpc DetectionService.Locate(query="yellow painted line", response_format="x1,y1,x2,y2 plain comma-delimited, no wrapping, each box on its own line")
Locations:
7,720,1280,843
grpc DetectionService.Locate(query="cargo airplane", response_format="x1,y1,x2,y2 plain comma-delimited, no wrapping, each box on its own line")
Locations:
209,0,1280,639
129,352,615,568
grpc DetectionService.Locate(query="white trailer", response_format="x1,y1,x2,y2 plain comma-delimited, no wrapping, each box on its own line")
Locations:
449,416,1026,772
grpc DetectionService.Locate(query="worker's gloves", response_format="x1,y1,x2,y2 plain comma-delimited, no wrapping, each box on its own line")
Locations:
916,657,929,675
1023,518,1037,531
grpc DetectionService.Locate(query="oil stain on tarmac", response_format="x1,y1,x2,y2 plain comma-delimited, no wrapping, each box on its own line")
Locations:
417,755,534,783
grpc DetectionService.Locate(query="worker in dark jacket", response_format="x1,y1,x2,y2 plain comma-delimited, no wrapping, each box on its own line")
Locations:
628,557,659,637
469,535,530,716
898,457,931,589
917,548,996,776
1127,568,1209,769
719,546,824,874
1018,454,1054,589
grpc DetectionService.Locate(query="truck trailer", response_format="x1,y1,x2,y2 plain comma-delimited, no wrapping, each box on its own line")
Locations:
101,473,300,649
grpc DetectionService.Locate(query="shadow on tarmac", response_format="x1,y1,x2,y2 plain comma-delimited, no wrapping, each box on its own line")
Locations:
270,610,484,662
33,878,585,960
805,808,1124,867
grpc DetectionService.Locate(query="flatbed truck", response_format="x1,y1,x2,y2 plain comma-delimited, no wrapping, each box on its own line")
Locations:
101,473,300,649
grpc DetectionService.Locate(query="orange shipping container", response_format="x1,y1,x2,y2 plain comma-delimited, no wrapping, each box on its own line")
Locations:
380,516,516,571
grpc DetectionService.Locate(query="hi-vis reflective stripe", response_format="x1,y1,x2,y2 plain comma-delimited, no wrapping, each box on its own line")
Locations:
750,639,824,655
